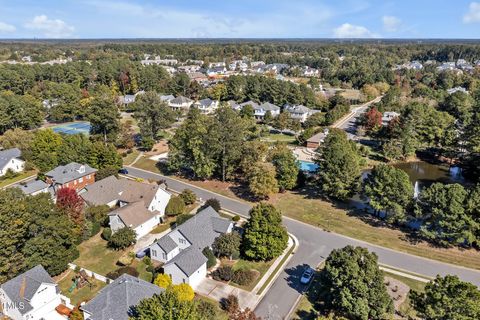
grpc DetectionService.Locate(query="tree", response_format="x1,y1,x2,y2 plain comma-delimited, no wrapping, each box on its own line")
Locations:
362,164,413,222
269,144,299,191
202,247,217,269
165,196,186,216
29,129,63,172
417,183,476,246
171,283,195,302
0,92,44,134
0,128,34,150
131,290,200,320
242,203,288,261
56,187,85,225
179,189,197,205
247,162,279,199
363,107,383,133
154,274,172,289
212,232,241,259
315,129,361,201
410,275,480,320
134,92,175,140
69,308,84,320
89,97,120,143
320,246,394,320
108,227,136,249
204,198,221,212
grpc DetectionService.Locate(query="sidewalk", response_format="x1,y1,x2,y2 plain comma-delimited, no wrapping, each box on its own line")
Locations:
196,234,296,310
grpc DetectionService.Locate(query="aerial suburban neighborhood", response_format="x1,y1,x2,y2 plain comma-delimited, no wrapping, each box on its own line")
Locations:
1,2,480,320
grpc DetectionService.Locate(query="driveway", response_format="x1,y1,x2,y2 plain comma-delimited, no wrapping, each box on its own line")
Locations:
125,166,480,319
195,278,256,310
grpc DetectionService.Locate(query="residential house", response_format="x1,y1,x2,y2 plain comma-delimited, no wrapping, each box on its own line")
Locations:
149,206,233,288
193,98,219,114
45,162,97,192
0,265,70,320
447,86,469,95
81,274,162,320
17,180,50,196
141,58,178,66
283,104,315,122
159,94,175,103
168,96,193,111
306,128,329,149
302,66,320,77
0,148,24,177
207,66,227,77
250,61,265,68
253,102,281,120
187,72,208,83
186,59,204,65
227,100,241,111
177,65,201,73
382,111,400,126
208,62,226,68
81,176,171,239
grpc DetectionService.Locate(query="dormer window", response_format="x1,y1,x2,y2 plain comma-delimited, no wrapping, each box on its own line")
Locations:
78,165,85,174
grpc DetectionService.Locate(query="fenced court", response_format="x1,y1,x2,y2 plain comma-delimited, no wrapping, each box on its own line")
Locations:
51,121,91,135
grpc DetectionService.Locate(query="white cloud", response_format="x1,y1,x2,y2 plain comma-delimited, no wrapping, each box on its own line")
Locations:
0,22,16,34
25,15,74,38
333,23,378,38
382,15,401,32
464,2,480,23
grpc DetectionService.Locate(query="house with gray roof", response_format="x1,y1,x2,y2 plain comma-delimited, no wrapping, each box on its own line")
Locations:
81,274,162,320
16,179,50,196
254,102,280,120
149,206,233,287
283,104,316,122
0,265,68,320
81,176,171,239
45,162,97,192
0,148,24,177
193,98,219,114
168,96,193,111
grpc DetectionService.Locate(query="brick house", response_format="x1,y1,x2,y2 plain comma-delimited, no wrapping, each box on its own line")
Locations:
45,162,97,192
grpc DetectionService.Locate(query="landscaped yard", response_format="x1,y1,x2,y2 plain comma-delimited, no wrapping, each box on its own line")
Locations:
194,295,229,320
122,149,140,166
221,258,274,292
261,133,297,144
56,269,107,306
0,170,36,189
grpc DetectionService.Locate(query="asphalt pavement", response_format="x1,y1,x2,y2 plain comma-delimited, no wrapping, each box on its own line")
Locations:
126,166,480,319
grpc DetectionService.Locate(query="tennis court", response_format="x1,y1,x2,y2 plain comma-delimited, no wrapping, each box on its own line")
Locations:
51,122,91,135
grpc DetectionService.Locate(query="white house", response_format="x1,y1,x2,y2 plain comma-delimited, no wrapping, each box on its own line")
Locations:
0,148,25,177
168,96,193,111
283,104,315,122
193,98,219,114
149,207,233,288
382,111,400,126
0,265,70,320
80,176,171,239
253,102,281,120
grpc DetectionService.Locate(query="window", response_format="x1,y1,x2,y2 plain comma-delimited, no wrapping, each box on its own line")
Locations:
79,177,83,183
179,238,186,244
87,175,91,179
152,250,157,257
162,253,167,260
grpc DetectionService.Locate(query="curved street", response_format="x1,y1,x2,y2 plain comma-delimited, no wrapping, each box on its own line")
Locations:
126,166,480,319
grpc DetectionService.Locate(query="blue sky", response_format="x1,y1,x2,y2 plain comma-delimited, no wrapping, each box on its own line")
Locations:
0,0,479,39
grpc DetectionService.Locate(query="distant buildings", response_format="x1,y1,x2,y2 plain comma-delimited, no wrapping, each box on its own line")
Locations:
0,148,24,177
45,162,97,192
283,104,316,123
193,98,219,114
447,87,469,95
382,111,400,126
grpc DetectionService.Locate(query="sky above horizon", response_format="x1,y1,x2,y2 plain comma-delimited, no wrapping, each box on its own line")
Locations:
0,1,479,39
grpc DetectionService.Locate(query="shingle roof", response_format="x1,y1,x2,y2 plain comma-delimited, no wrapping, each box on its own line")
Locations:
81,274,163,320
80,176,123,206
45,162,97,184
196,98,215,107
170,96,192,104
257,102,280,112
156,235,178,254
109,201,157,229
240,100,260,109
164,247,208,277
118,179,162,207
160,94,175,102
284,104,312,114
0,265,55,315
0,148,22,170
17,180,49,195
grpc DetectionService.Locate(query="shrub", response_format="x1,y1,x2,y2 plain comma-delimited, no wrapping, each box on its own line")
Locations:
165,196,185,216
171,283,195,301
141,136,155,151
143,256,152,266
108,227,136,250
232,215,240,222
154,274,172,288
96,166,120,181
212,232,241,259
204,198,221,212
176,214,194,226
85,205,110,226
221,294,239,313
232,268,257,286
117,252,134,266
202,247,217,269
101,227,112,241
106,266,139,280
196,299,218,320
212,265,233,282
180,189,197,205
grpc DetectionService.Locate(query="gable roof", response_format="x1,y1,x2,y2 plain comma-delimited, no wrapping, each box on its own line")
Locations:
170,96,192,104
239,100,260,109
284,104,312,114
81,274,162,320
156,235,178,254
257,102,280,112
117,179,164,206
0,148,22,169
164,247,208,277
0,265,55,315
160,94,175,102
196,98,216,107
45,162,97,184
17,180,49,195
109,201,157,229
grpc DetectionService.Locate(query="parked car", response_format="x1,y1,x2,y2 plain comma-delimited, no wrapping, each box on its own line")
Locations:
118,168,129,175
300,267,314,284
136,248,149,258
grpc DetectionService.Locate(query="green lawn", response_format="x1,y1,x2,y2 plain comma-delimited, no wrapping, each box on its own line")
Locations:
272,188,480,270
57,269,107,306
383,271,427,293
222,258,274,292
0,170,37,189
194,295,229,320
132,157,163,174
74,231,130,276
122,149,140,166
261,133,297,144
132,258,154,283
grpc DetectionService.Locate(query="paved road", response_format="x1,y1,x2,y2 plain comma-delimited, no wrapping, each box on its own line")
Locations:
126,166,480,319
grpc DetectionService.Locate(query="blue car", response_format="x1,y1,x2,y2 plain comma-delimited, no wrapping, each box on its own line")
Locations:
118,168,129,175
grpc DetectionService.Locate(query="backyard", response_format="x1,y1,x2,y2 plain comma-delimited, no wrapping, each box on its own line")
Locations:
56,269,106,306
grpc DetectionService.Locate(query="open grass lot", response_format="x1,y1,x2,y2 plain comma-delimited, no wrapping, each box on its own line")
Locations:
56,269,107,306
261,133,297,144
0,170,36,189
272,189,480,270
132,157,164,174
121,149,140,166
74,232,130,276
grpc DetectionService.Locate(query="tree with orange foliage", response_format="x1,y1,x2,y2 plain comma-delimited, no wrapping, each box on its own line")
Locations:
56,187,84,225
363,107,383,133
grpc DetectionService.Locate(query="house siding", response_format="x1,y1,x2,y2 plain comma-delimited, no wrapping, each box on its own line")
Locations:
0,158,25,176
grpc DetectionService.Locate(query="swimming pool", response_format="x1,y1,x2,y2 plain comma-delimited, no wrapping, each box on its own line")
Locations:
298,160,319,172
51,122,91,135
